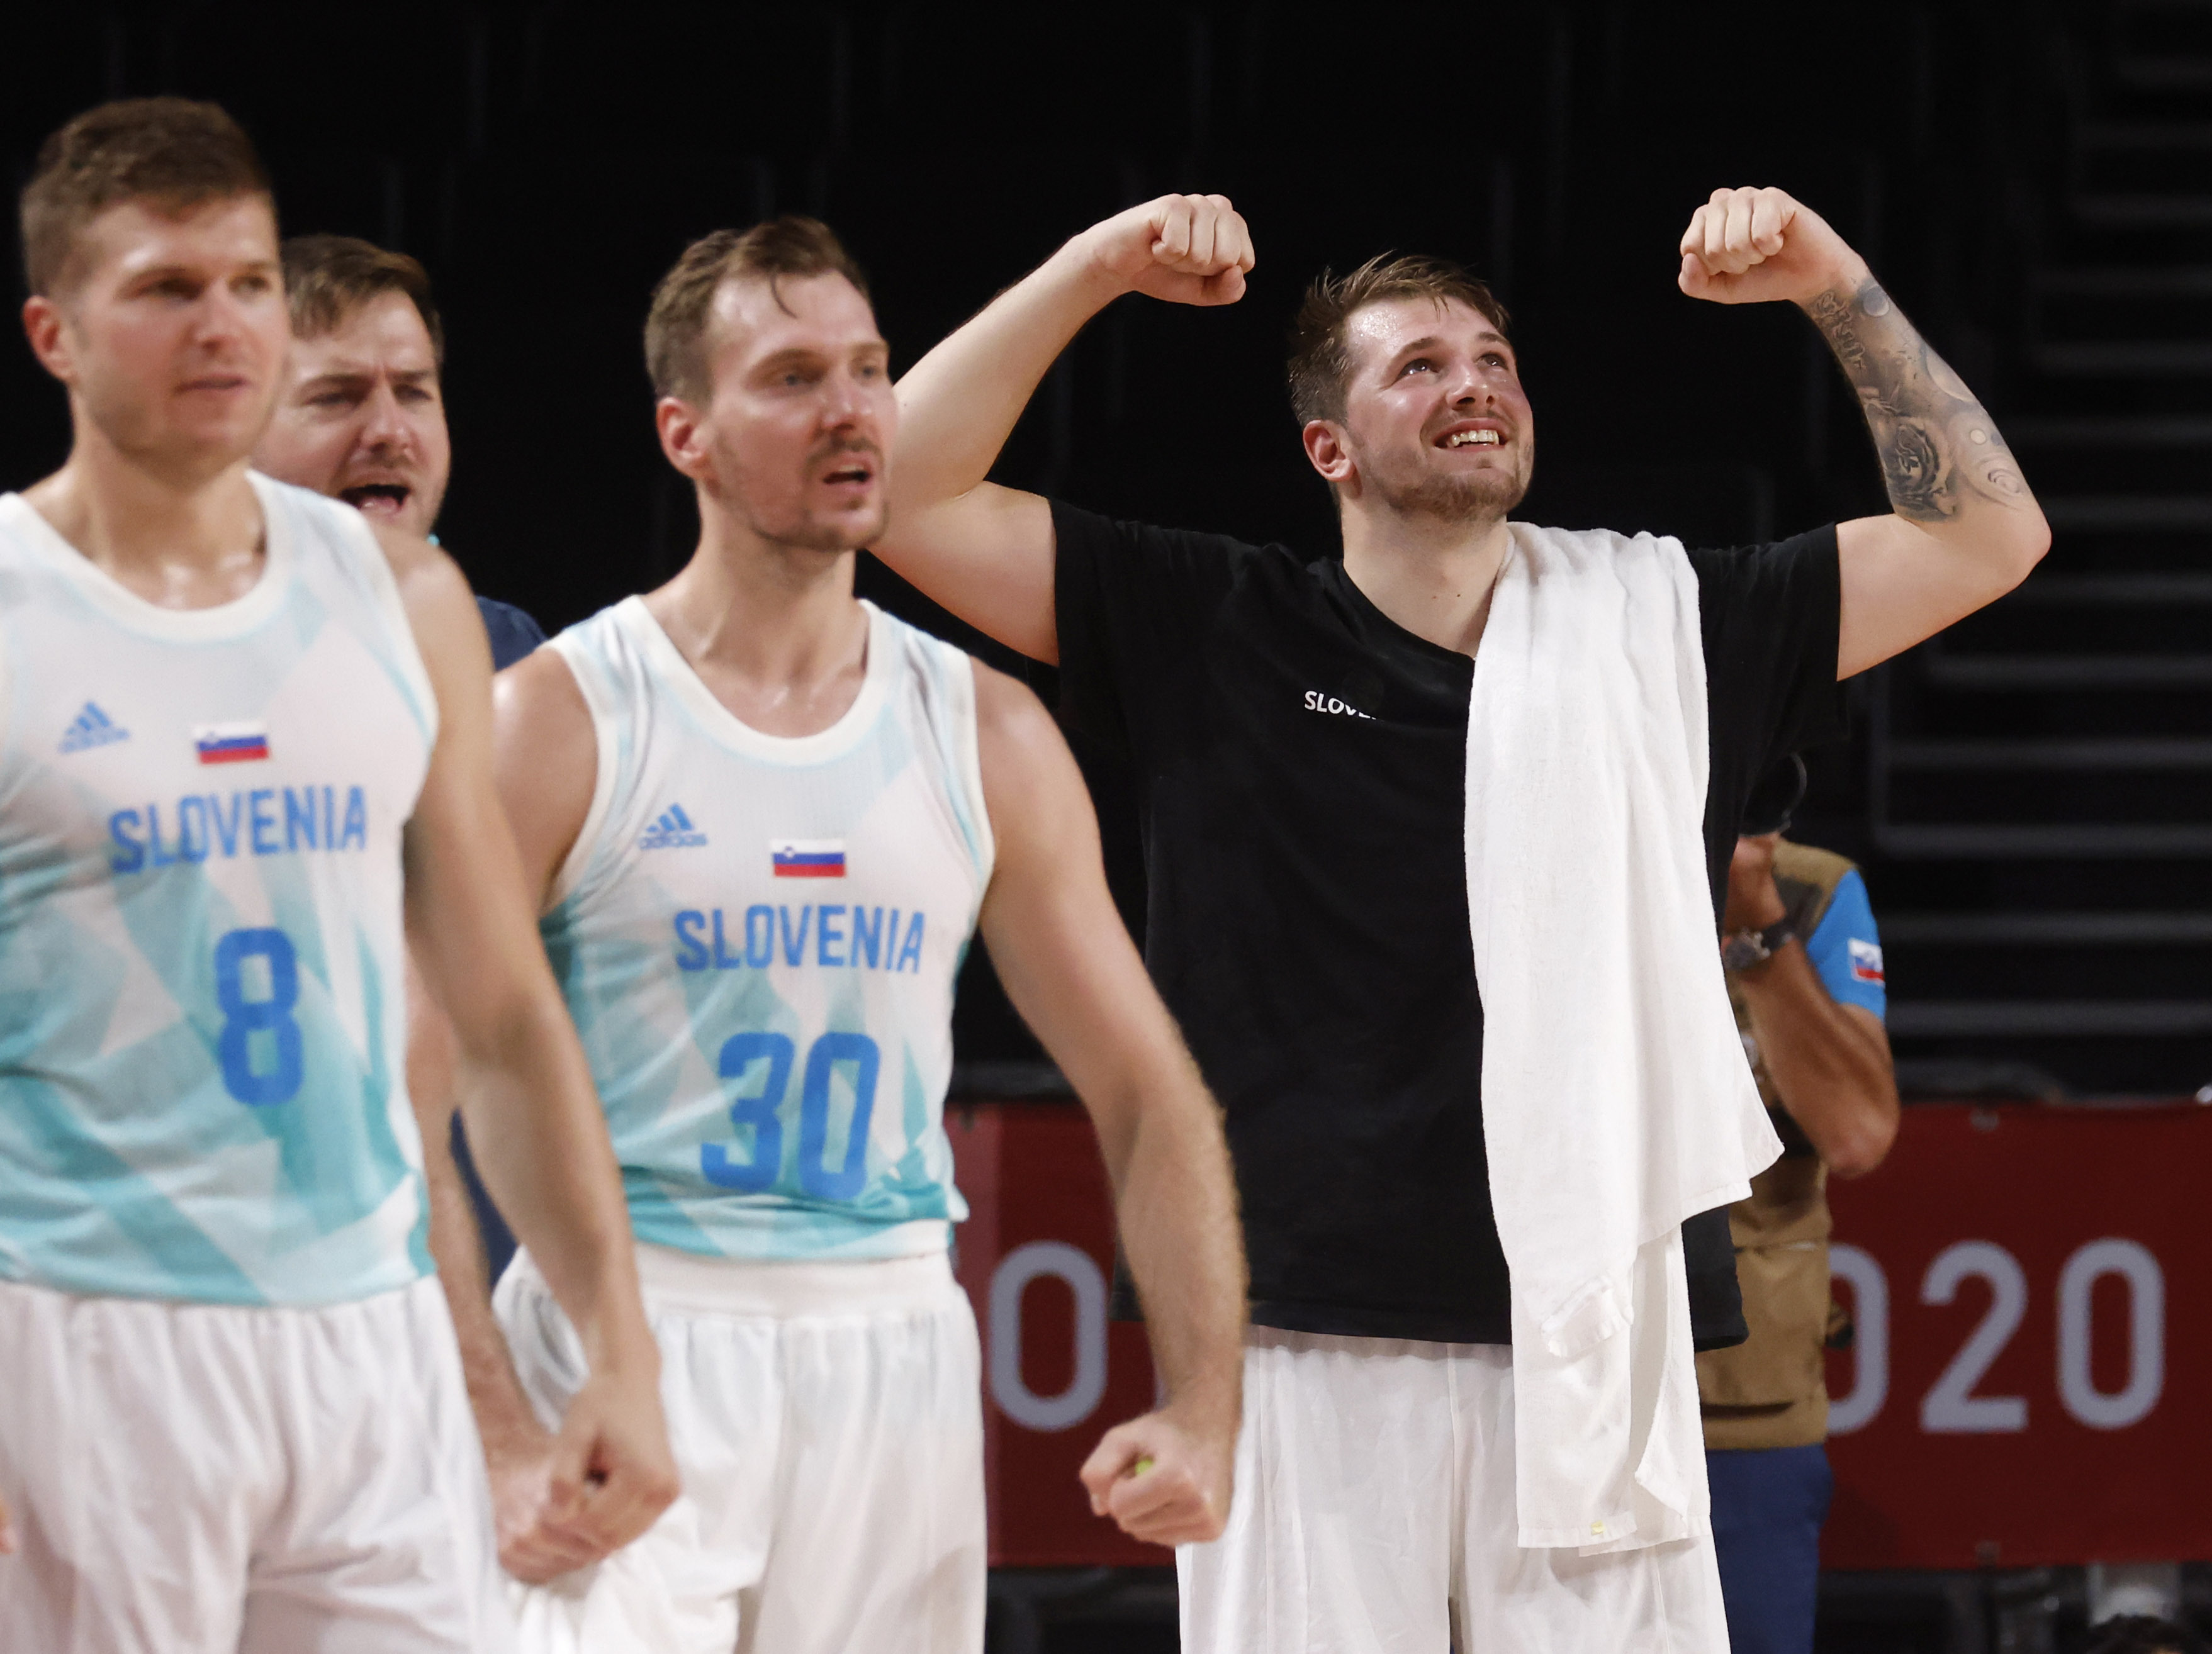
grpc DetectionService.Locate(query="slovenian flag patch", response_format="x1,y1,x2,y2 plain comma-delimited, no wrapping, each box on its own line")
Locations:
772,839,846,878
194,722,271,764
1848,939,1885,985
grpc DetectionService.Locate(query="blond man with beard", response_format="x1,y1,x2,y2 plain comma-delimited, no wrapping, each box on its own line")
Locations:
870,191,2048,1650
428,218,1247,1652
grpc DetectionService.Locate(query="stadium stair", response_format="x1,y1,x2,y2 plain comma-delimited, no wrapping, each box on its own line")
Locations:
1870,0,2212,1100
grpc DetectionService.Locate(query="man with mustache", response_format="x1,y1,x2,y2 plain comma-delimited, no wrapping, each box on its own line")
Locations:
250,236,575,1569
254,234,546,666
433,216,1248,1653
870,189,2048,1650
251,235,544,1270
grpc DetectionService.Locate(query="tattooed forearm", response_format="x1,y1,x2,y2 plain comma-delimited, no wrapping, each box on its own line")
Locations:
1805,277,2029,525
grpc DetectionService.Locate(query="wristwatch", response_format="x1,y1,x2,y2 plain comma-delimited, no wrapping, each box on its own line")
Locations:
1721,917,1795,973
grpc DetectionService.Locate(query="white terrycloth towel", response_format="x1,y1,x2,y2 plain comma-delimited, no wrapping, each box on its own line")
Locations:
1464,522,1783,1553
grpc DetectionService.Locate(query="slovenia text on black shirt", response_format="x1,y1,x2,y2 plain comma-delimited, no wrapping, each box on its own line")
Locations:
1051,501,1844,1348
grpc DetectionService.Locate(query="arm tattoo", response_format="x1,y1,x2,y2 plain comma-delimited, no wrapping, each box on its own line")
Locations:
1807,279,2028,525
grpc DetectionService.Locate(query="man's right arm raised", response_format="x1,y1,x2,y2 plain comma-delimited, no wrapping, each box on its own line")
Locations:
878,194,1255,663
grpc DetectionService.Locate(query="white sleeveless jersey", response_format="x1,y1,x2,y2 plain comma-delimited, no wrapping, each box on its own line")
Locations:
0,475,437,1305
544,597,992,1261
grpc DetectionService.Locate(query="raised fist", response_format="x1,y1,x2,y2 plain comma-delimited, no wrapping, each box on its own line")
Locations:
1724,832,1788,934
1075,193,1255,308
1678,187,1865,308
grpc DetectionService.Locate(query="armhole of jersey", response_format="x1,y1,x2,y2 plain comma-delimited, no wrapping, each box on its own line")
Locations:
545,634,618,910
325,495,442,755
948,648,996,893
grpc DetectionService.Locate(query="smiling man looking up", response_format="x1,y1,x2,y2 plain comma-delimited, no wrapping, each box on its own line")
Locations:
871,190,2048,1651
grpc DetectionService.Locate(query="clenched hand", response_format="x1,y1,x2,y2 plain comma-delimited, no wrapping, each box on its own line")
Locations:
1074,193,1256,308
1078,1404,1234,1549
1678,186,1865,309
497,1361,678,1584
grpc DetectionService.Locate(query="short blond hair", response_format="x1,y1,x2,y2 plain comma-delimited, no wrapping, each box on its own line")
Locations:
644,216,871,403
20,98,272,297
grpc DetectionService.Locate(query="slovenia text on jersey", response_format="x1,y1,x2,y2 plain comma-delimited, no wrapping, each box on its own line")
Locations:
108,784,371,871
673,903,928,975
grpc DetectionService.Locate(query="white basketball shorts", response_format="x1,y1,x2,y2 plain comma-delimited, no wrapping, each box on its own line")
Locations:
1179,1327,1731,1653
498,1243,985,1654
0,1273,510,1654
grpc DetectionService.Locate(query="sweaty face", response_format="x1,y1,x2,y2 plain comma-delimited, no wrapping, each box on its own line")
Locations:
40,196,288,481
254,289,451,537
688,272,894,553
1337,296,1534,524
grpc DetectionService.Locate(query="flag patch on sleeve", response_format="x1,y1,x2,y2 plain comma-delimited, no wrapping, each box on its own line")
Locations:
772,839,846,878
1848,939,1885,984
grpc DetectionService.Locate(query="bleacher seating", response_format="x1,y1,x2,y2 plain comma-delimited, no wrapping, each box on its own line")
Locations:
1866,0,2212,1099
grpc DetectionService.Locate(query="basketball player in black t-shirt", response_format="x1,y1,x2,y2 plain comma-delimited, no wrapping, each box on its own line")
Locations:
874,188,2046,1650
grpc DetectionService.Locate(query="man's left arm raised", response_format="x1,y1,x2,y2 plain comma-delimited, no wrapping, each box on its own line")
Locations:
968,664,1245,1550
1678,186,2050,678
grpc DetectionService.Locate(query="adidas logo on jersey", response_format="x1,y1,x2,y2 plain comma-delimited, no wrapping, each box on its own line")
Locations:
59,701,130,754
639,803,709,850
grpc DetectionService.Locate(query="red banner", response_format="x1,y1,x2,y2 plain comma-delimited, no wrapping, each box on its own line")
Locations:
1823,1101,2210,1570
948,1102,1164,1567
951,1097,2211,1570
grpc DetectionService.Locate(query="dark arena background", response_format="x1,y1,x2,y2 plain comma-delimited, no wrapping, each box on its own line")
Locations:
4,3,2207,1650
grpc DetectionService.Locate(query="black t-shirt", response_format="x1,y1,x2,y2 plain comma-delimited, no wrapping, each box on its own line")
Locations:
1053,503,1844,1345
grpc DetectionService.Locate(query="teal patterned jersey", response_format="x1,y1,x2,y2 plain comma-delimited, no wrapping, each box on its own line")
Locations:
542,598,992,1261
0,476,437,1305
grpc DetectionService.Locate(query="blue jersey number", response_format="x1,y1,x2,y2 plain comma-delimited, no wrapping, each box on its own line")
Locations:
214,927,304,1105
702,1030,879,1199
702,1032,792,1193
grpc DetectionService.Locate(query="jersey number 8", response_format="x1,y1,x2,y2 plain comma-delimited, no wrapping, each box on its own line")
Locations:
214,927,305,1106
705,1031,881,1201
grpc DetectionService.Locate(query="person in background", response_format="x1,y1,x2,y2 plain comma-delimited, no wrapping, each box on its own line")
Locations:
254,233,541,1291
1703,754,1900,1654
255,233,542,666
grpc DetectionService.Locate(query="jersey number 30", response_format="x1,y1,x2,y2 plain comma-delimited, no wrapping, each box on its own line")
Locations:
704,1031,880,1200
215,927,305,1106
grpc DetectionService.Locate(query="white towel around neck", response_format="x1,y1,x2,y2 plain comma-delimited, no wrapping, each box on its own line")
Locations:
1464,522,1782,1553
